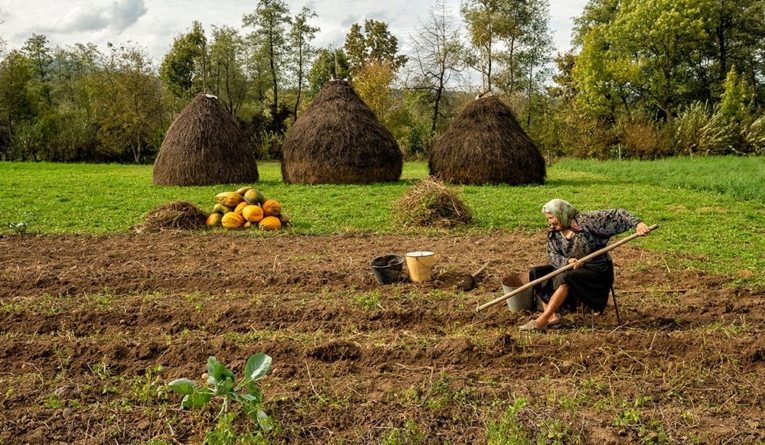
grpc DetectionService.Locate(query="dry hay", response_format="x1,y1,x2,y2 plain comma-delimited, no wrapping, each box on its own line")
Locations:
281,79,402,184
132,201,208,233
153,94,259,186
429,94,546,185
394,177,472,228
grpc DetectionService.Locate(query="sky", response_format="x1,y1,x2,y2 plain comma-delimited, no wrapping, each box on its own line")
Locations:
0,0,587,65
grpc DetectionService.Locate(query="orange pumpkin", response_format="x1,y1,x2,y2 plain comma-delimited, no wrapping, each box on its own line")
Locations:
221,212,245,229
261,199,281,217
258,216,282,230
242,205,264,223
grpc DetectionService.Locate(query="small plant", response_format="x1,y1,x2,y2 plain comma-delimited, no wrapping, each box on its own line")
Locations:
486,398,531,445
168,353,273,435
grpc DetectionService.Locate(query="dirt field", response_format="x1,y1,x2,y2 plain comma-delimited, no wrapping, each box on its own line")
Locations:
1,231,763,444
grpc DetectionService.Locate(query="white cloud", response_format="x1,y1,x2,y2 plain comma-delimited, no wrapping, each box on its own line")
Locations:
40,0,147,34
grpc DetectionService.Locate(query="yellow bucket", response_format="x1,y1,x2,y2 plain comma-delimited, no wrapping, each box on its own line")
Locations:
405,251,436,282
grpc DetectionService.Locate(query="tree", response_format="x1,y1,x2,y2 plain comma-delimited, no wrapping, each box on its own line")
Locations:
208,25,249,117
353,60,395,124
0,51,35,160
243,0,292,133
344,20,407,75
21,34,54,108
287,7,320,121
87,43,165,163
307,48,350,94
159,21,206,102
702,0,765,102
720,65,752,124
408,0,466,133
573,0,709,121
461,0,552,95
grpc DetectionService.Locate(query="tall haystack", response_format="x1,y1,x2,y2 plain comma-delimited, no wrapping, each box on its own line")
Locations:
281,79,402,184
429,95,546,185
153,94,259,186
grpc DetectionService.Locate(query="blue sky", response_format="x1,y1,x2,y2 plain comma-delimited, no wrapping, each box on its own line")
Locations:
0,0,586,65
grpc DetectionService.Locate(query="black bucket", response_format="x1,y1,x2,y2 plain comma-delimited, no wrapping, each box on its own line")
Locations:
370,255,404,284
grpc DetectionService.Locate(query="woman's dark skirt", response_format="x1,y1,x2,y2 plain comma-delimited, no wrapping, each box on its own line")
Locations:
529,261,614,313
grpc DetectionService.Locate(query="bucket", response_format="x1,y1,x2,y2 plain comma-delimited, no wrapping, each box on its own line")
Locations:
370,255,404,284
405,251,436,282
501,273,534,312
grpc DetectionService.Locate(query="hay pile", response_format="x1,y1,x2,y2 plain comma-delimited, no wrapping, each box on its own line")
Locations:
393,177,472,228
281,79,402,184
429,94,546,185
132,201,208,233
153,94,259,186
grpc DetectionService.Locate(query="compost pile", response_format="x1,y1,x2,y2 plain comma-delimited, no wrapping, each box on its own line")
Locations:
206,186,290,231
394,177,472,227
132,201,208,232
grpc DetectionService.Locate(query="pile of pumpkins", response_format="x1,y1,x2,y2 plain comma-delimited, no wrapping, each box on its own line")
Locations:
206,186,290,231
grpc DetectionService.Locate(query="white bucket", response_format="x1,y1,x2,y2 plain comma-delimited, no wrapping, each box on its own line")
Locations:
502,273,534,312
405,251,436,282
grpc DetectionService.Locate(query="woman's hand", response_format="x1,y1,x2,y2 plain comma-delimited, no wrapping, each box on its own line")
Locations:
636,222,650,236
567,258,583,269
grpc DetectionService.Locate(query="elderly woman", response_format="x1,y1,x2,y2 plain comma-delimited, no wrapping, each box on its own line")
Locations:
519,199,651,332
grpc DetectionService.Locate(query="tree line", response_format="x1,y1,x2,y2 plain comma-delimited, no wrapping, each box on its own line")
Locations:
0,0,763,163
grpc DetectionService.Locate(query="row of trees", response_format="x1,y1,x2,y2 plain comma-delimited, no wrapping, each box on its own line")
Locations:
542,0,765,158
0,0,555,163
1,0,764,163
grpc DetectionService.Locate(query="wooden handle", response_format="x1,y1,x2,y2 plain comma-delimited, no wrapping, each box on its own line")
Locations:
476,224,658,312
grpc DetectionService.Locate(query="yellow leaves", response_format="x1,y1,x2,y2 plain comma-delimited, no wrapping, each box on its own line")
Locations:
352,60,394,122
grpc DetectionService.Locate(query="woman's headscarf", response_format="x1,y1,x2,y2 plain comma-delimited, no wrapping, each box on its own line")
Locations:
542,199,580,231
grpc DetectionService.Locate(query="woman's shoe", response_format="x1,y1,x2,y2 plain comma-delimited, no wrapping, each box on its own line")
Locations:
519,320,547,332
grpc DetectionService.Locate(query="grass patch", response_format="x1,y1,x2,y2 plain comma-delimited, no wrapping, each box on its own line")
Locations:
2,159,764,285
556,156,765,203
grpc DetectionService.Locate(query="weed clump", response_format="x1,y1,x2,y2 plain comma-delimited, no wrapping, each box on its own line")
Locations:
394,177,472,228
132,201,208,232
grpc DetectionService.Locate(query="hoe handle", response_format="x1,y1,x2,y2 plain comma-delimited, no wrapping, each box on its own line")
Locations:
476,224,658,312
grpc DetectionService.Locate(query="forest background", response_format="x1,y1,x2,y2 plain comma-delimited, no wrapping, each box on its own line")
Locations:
1,0,764,164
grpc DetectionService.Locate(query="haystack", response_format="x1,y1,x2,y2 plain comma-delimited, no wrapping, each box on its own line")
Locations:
153,94,259,186
280,79,402,184
429,95,546,185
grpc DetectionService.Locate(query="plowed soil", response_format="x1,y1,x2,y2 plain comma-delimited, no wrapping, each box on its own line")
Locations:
1,231,763,444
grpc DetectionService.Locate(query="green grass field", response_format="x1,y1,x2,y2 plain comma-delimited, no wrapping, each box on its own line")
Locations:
1,158,763,285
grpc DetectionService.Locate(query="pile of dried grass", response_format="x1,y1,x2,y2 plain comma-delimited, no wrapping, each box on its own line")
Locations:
281,79,402,184
132,201,208,233
393,177,472,228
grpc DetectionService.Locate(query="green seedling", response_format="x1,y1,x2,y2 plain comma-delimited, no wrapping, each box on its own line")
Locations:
168,353,273,433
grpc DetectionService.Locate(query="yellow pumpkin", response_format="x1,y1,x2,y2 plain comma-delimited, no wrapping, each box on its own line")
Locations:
221,212,245,229
213,203,232,214
243,189,266,205
234,201,249,214
235,186,252,196
243,221,253,229
242,205,264,223
261,199,281,217
215,192,243,208
206,213,223,227
258,216,282,230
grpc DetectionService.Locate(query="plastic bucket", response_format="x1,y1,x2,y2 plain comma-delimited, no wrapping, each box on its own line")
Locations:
502,273,534,312
405,251,436,282
370,255,404,284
